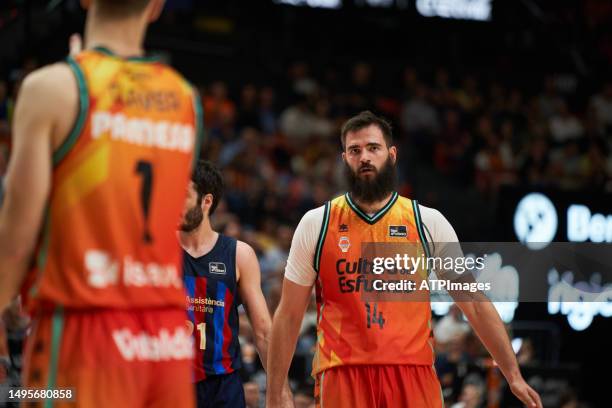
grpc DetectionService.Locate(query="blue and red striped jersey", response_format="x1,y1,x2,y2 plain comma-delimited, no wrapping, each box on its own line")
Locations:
183,234,241,382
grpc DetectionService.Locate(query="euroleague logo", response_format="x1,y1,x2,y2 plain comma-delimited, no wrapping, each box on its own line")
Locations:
514,193,558,250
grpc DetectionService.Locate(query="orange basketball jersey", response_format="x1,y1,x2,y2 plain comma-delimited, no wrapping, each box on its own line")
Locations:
23,47,203,311
313,192,434,375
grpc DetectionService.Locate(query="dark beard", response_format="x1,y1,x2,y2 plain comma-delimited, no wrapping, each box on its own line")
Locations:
180,204,204,232
344,157,397,204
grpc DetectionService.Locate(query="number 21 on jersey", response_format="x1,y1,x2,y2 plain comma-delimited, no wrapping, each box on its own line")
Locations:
186,320,206,350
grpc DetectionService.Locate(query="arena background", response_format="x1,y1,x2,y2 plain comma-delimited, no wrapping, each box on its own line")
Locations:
1,1,611,407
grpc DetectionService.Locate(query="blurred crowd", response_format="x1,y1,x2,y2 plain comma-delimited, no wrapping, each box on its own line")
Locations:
0,55,606,407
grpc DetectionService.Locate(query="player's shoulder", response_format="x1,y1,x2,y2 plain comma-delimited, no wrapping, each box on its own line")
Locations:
20,62,76,97
415,203,459,242
416,203,446,222
303,204,327,222
297,205,328,234
235,239,256,259
16,63,78,124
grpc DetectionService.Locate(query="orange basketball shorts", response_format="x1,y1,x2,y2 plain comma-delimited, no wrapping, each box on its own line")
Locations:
22,307,194,408
314,364,443,408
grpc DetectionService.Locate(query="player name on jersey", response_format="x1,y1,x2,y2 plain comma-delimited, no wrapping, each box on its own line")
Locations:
92,111,195,153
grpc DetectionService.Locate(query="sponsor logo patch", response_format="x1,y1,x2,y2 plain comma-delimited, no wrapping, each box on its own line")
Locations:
389,225,408,237
209,262,227,275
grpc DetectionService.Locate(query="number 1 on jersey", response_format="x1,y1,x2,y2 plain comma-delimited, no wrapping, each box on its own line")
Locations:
135,160,154,243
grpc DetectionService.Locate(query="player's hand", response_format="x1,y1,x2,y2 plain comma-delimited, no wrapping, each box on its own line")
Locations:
69,33,83,56
509,377,542,408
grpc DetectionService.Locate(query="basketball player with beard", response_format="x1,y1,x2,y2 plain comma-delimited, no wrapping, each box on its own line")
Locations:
179,160,293,408
266,111,541,408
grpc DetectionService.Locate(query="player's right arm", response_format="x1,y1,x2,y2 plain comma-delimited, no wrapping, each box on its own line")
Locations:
266,279,312,408
0,63,77,311
266,208,322,408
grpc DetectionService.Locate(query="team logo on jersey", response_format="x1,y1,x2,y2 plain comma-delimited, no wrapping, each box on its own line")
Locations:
339,224,349,232
209,262,227,275
85,250,119,288
338,236,351,253
389,225,408,237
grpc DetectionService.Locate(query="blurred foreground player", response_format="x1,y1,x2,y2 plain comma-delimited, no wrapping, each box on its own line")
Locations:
266,111,541,408
0,0,203,406
180,161,292,408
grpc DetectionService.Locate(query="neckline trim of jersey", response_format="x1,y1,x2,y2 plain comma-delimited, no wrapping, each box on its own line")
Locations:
344,191,398,225
182,233,223,261
92,46,160,63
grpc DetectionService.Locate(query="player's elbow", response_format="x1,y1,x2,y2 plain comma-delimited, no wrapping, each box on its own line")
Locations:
0,231,36,264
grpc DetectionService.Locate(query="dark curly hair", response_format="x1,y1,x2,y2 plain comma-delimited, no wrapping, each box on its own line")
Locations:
192,160,224,216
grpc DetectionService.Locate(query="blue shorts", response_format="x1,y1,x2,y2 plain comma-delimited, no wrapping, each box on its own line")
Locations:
195,371,246,408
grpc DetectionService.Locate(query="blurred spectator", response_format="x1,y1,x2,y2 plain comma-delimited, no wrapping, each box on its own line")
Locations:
401,84,441,136
435,333,473,401
474,117,516,194
434,305,470,346
517,338,536,366
589,81,612,133
203,81,236,132
549,100,584,143
279,95,315,142
294,391,315,408
344,62,374,114
288,62,318,97
434,109,471,177
236,84,260,131
518,134,551,186
259,86,278,135
244,381,261,408
538,76,564,120
0,81,9,120
450,373,486,408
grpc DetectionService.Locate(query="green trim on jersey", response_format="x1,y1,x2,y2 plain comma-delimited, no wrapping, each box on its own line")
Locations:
92,46,160,63
345,191,398,225
53,57,89,166
314,202,331,273
44,306,64,408
192,90,205,167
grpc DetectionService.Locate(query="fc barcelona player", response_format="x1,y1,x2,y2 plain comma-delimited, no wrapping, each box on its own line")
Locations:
0,1,202,407
179,161,292,408
266,111,542,408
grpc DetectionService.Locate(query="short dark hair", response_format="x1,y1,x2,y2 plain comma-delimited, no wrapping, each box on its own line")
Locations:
340,111,393,150
192,160,224,216
97,0,152,17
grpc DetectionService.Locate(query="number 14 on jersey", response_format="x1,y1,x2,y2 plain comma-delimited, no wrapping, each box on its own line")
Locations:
365,302,385,329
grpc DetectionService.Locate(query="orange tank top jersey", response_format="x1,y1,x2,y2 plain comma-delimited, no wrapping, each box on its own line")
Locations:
23,47,203,311
312,192,434,375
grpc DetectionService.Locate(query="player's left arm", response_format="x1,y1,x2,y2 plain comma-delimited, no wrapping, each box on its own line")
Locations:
236,240,273,369
454,301,541,408
0,68,61,311
422,205,542,408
